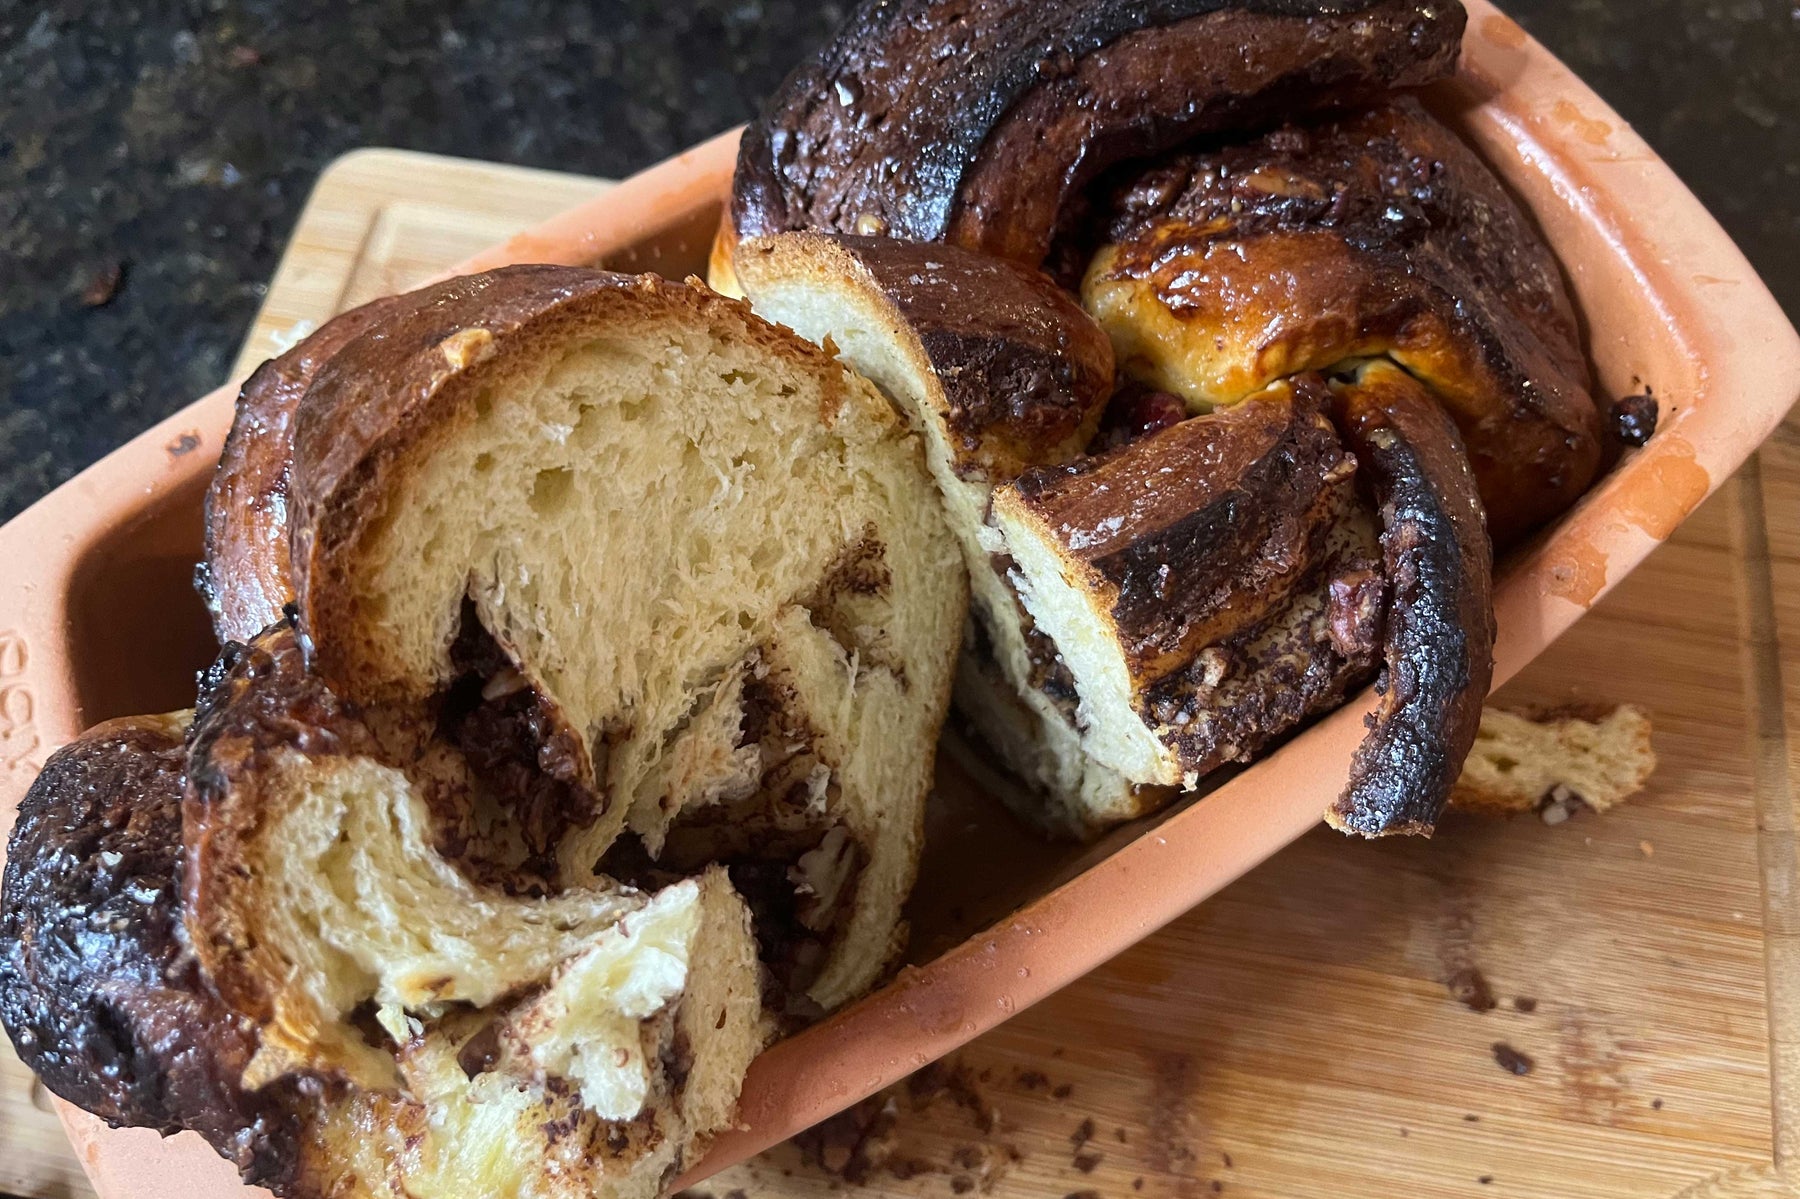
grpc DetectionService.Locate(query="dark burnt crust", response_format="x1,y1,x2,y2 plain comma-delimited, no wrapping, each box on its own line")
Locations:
951,3,1466,263
1327,362,1495,836
739,233,1114,478
733,0,1463,267
0,715,302,1189
1092,97,1600,546
187,624,381,804
1005,375,1353,685
1139,490,1385,776
203,297,409,646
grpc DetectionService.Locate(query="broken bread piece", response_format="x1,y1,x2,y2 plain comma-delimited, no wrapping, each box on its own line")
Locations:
5,264,968,1199
203,264,966,1010
182,624,675,1090
1452,704,1656,817
0,672,765,1199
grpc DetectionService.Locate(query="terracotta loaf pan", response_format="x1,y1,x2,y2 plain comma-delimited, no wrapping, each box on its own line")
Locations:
2,2,1797,1196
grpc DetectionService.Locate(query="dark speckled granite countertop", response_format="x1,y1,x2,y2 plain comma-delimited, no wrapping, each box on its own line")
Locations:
1,0,1795,522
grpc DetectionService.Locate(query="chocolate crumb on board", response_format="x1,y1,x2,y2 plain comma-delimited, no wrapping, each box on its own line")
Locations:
1116,1126,1129,1143
1222,1151,1233,1168
1492,1042,1536,1075
784,1054,1022,1189
1072,1117,1097,1148
1479,1176,1495,1185
1053,1082,1074,1099
1513,996,1538,1013
1652,1098,1664,1110
887,1158,925,1181
1075,1153,1103,1173
1017,1069,1051,1091
907,1060,953,1103
1448,967,1498,1012
918,1058,998,1132
1464,1113,1480,1122
1134,1179,1145,1190
1609,392,1658,447
1066,1191,1104,1199
1212,1182,1225,1193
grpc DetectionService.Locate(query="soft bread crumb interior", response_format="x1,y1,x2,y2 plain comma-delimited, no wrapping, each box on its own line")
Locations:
242,749,643,1086
992,503,1177,784
359,324,899,870
497,877,705,1119
1454,706,1656,814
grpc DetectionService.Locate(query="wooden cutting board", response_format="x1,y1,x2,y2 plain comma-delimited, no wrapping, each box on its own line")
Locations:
4,148,1797,1199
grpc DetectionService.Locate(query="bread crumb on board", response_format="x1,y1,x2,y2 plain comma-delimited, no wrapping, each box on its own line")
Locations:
1491,1042,1536,1076
679,1056,1027,1197
1451,704,1656,820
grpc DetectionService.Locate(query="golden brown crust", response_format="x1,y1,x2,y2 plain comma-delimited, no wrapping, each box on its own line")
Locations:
203,298,408,644
709,217,745,298
0,714,303,1189
999,374,1353,687
1086,98,1600,546
732,0,1463,267
736,232,1115,477
1326,361,1494,836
